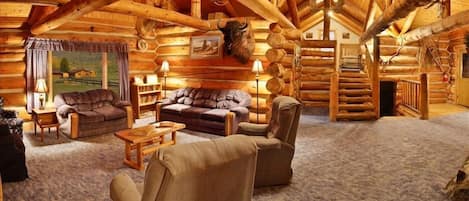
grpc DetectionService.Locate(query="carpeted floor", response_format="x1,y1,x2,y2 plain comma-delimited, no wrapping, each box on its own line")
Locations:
3,112,469,201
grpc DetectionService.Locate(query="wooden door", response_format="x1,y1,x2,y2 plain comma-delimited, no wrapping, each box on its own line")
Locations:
455,46,469,107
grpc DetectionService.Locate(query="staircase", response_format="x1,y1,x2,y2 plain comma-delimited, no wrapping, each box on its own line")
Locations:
336,71,376,121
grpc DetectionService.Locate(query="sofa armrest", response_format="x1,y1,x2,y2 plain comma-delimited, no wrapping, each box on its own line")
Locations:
110,173,141,201
0,109,18,119
124,105,133,128
156,100,172,122
113,100,131,109
56,105,76,118
237,122,269,136
230,107,249,122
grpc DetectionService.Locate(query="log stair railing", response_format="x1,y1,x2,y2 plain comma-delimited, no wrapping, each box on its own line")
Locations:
298,40,337,107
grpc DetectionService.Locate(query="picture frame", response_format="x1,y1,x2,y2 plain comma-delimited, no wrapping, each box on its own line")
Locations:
342,32,350,39
304,32,314,40
190,35,223,59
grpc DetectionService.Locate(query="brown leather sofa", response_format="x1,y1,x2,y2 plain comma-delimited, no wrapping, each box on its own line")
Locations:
110,135,257,201
156,87,251,136
237,96,302,187
54,89,133,139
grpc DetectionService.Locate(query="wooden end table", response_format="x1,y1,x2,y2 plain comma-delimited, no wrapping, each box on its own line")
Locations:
32,108,60,142
115,121,186,170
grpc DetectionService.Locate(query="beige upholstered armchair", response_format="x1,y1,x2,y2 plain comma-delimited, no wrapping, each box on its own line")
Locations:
110,135,257,201
236,96,302,187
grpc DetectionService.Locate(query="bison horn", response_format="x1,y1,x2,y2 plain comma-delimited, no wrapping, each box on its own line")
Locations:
239,19,248,31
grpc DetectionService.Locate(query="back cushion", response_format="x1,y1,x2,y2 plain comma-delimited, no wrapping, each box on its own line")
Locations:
61,89,116,111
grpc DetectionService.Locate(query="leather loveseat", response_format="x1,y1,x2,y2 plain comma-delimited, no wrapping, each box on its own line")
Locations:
156,88,251,136
54,89,133,139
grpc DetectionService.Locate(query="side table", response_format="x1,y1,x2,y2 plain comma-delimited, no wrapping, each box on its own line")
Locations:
32,108,60,142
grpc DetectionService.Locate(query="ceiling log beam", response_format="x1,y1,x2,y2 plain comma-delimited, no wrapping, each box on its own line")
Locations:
323,0,331,40
106,0,211,30
237,0,296,29
401,10,469,44
30,0,119,35
286,0,300,27
360,0,434,42
363,0,374,31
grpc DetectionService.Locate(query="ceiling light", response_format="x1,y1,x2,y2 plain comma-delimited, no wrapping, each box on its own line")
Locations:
327,10,334,16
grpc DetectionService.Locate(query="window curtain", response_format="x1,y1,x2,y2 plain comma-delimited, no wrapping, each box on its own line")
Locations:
25,37,130,112
25,49,47,112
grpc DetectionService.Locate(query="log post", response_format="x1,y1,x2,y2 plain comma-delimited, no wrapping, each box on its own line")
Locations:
286,0,300,28
372,37,380,119
323,0,331,40
191,0,201,18
329,71,338,121
360,0,433,42
31,0,119,35
419,73,429,120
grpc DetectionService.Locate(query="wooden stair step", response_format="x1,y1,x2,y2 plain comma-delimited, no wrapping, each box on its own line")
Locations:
339,72,368,78
339,77,369,83
339,89,372,95
339,83,371,89
339,96,372,103
429,98,447,104
336,111,376,120
338,103,374,110
301,67,335,74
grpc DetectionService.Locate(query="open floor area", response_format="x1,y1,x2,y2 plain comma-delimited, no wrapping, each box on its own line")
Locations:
3,112,469,201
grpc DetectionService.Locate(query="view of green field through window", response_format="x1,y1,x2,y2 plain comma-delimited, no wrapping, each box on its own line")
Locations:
52,51,119,97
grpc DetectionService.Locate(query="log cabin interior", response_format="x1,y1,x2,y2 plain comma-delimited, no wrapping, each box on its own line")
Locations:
1,0,469,200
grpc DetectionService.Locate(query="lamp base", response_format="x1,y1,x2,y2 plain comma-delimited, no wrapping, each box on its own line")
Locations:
39,94,45,110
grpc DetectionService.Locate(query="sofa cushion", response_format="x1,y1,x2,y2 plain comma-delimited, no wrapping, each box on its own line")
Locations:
181,107,211,119
201,109,229,122
94,105,127,121
77,111,105,123
161,104,191,115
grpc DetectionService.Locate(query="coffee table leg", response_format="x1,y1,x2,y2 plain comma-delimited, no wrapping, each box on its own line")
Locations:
125,142,131,162
136,143,143,170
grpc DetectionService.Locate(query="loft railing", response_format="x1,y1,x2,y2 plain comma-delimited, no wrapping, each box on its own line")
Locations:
399,73,429,119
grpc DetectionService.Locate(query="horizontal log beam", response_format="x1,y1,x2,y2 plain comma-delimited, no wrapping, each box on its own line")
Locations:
401,10,469,44
31,0,119,35
237,0,295,29
360,0,433,42
106,0,211,30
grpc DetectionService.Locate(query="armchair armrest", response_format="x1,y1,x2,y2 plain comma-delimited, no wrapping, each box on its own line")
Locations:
110,173,141,201
0,109,18,119
237,122,269,136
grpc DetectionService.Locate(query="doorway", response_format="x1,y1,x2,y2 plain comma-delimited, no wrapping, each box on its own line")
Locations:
380,81,396,116
456,46,469,107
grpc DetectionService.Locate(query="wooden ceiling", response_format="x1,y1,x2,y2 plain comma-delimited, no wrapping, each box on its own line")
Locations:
0,0,467,39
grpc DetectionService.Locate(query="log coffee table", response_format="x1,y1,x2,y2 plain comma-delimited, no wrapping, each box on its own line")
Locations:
115,121,185,170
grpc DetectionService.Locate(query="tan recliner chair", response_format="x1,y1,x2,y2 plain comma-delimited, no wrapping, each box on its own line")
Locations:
110,135,257,201
236,96,302,187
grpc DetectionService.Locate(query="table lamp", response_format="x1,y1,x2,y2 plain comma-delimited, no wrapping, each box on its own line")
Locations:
35,78,48,110
160,60,170,99
252,59,264,123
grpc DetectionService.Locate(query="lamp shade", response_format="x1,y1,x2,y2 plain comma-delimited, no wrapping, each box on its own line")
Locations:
161,60,170,73
35,79,48,93
252,59,264,74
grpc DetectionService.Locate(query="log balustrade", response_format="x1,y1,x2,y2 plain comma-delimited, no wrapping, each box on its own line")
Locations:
398,73,429,119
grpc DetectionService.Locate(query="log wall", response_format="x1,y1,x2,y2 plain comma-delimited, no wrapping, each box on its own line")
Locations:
155,20,272,123
379,36,450,108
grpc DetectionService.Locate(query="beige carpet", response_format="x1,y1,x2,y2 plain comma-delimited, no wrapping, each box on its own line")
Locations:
3,112,469,201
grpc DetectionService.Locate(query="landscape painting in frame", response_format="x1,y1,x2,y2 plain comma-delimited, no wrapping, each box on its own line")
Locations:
190,35,222,59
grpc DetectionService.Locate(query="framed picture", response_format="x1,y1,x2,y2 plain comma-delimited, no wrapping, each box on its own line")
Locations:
304,32,314,40
190,35,223,59
342,32,350,39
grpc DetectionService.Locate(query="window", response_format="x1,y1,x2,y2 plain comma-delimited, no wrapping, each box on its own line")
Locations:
463,53,469,78
50,51,119,97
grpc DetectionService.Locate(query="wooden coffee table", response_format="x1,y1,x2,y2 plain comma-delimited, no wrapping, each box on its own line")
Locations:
115,121,185,170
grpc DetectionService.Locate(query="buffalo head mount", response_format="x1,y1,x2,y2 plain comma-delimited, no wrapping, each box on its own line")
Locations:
217,20,255,64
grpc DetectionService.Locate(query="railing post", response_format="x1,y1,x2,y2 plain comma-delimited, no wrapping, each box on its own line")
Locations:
329,71,338,122
420,73,429,120
372,37,380,119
